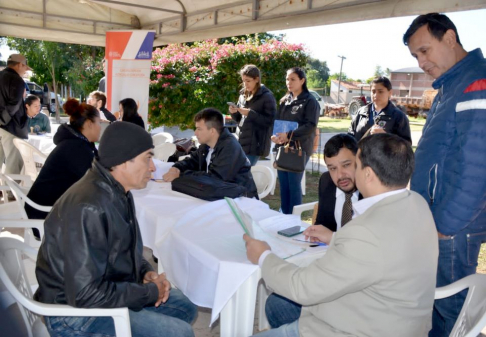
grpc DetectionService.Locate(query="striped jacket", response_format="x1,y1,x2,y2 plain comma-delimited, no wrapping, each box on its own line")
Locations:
411,48,486,235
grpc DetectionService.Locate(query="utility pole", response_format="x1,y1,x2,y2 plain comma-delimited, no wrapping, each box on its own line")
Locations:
337,55,346,104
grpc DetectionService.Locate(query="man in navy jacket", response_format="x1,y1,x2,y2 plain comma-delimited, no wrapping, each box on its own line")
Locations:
404,13,486,337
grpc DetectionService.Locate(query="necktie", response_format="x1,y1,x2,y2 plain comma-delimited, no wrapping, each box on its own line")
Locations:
341,193,353,226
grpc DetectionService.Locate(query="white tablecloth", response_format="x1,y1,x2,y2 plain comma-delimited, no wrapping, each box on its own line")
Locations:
132,178,327,327
27,134,56,154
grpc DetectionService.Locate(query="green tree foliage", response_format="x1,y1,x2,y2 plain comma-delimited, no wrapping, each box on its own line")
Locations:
306,57,329,88
149,39,308,129
366,65,392,83
1,37,104,102
307,69,327,88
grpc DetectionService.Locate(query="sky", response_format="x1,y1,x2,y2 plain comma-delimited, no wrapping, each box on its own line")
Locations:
270,9,486,81
2,8,485,81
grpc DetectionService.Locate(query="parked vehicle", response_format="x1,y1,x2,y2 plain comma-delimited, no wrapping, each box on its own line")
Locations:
24,80,58,115
308,90,325,116
392,89,438,118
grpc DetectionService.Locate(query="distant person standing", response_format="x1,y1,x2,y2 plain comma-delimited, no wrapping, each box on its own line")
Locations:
348,76,411,143
98,58,106,92
272,67,319,214
26,95,51,133
229,65,276,166
404,13,486,337
0,54,30,175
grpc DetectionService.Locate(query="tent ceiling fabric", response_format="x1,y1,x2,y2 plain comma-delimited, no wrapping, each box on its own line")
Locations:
1,0,485,47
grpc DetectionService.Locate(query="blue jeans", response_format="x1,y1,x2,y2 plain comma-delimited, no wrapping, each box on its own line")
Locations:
429,225,486,337
277,170,304,214
247,155,260,166
265,293,302,328
253,320,299,337
45,289,197,337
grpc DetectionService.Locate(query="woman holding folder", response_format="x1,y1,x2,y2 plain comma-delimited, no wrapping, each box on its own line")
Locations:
272,67,319,214
229,64,276,166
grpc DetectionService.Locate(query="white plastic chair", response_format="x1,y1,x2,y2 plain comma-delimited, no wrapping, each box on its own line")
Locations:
250,165,275,199
13,138,48,183
434,273,486,337
292,201,319,224
1,174,51,248
3,174,51,218
154,143,177,162
0,174,34,219
0,237,132,337
152,132,174,146
0,219,45,249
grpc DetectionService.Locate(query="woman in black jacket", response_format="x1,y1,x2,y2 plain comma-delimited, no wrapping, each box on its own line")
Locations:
348,76,411,142
26,99,100,221
272,67,319,214
229,64,276,165
120,97,145,129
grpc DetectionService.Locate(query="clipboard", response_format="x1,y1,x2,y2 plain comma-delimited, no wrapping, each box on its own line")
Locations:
273,120,298,135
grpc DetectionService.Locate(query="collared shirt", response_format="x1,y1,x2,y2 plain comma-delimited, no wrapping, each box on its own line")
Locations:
353,188,407,217
368,104,381,126
334,188,360,230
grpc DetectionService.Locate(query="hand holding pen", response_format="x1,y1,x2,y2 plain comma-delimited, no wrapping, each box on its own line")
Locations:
302,225,333,245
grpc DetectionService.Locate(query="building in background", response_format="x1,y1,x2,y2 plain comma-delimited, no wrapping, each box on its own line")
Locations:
390,67,434,97
330,80,370,105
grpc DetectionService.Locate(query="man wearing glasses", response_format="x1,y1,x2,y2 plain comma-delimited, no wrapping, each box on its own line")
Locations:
404,13,486,337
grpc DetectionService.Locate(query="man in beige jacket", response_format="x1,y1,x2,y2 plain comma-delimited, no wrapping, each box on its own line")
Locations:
245,133,438,337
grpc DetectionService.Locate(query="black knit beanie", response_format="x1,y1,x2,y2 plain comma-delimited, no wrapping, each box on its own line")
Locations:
98,122,154,168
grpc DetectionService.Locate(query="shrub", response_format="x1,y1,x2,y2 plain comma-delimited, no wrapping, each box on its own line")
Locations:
149,39,308,129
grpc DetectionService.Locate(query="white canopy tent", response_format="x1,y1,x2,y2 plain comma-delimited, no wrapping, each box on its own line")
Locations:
1,0,485,47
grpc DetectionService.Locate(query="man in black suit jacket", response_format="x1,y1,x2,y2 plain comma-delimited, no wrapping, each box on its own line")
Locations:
265,133,361,328
315,133,362,231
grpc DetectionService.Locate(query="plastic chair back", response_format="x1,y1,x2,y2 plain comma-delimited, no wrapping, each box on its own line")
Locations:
12,139,47,183
152,132,174,146
250,165,275,199
154,143,176,162
0,237,132,337
435,273,486,337
0,237,43,337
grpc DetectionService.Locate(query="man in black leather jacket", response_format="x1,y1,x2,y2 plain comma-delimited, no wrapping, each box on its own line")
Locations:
163,107,258,199
0,54,30,175
35,122,197,337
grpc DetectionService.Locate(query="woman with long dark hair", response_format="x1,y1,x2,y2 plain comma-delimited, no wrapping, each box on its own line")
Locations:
229,64,276,165
119,98,145,129
272,67,319,214
26,99,101,220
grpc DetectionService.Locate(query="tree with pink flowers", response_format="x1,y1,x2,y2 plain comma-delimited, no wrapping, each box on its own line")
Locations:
149,38,308,129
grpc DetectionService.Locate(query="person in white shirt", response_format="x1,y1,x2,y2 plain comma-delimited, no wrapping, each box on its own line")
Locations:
264,133,362,328
245,133,438,337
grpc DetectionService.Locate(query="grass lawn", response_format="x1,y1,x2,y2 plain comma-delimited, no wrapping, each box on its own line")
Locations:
317,116,425,133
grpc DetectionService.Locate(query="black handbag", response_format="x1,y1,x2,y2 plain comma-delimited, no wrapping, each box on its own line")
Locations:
274,132,306,173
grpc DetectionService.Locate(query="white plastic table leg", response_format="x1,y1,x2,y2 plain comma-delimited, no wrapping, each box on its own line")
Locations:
257,280,271,331
220,268,261,337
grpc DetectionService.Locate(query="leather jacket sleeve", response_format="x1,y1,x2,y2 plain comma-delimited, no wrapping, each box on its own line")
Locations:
173,146,204,172
62,204,159,311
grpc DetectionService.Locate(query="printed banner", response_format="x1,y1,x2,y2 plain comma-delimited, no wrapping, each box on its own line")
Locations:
105,31,155,129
